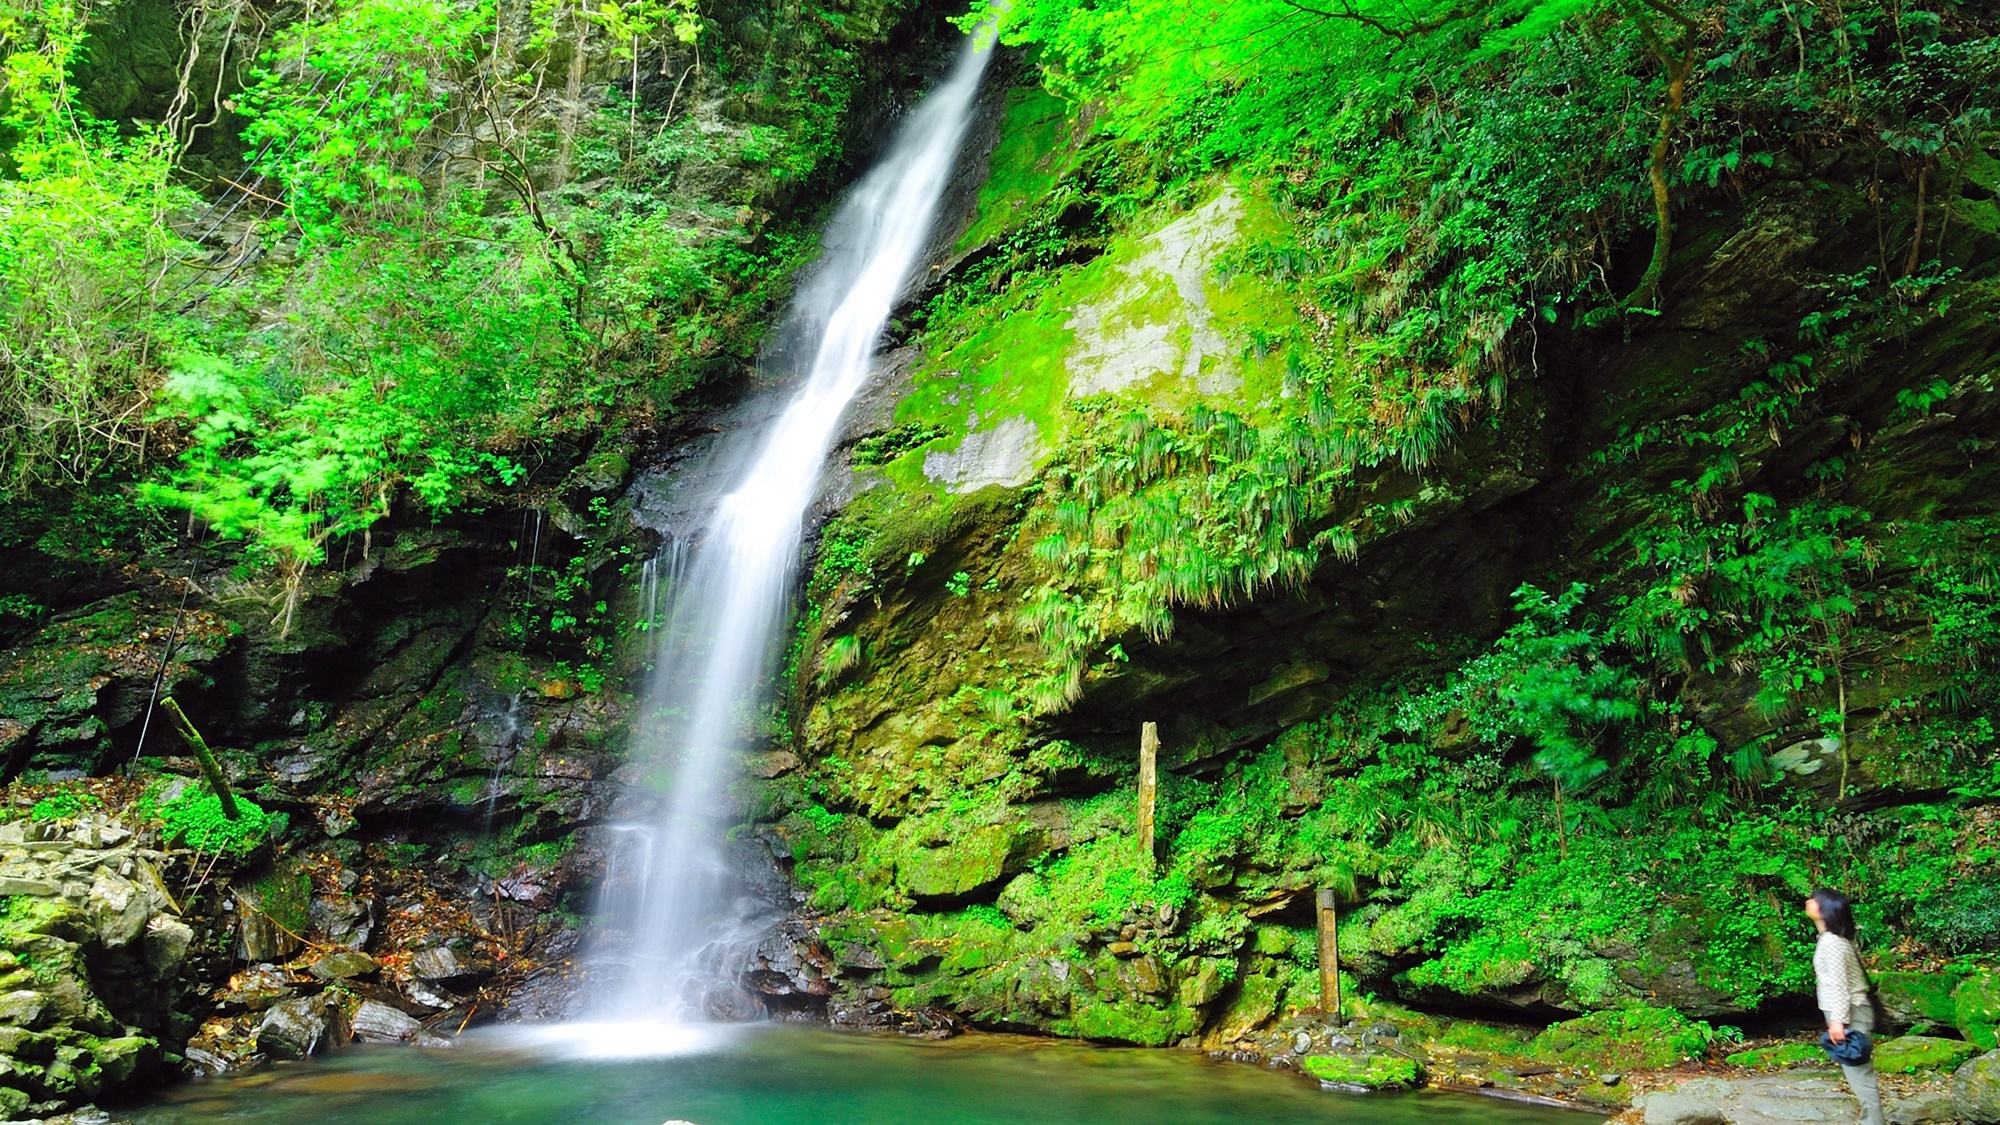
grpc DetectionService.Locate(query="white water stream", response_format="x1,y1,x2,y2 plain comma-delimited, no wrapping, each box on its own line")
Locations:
575,32,994,1034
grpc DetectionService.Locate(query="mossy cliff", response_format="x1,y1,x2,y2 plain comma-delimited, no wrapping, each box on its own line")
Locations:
759,0,2000,1056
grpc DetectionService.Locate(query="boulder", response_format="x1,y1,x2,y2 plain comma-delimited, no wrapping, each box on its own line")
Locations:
896,824,1031,902
350,1000,424,1044
85,868,150,948
1957,973,2000,1050
256,995,349,1060
1640,1075,1861,1125
220,965,296,1011
1299,1052,1421,1090
308,950,380,981
410,945,466,982
93,1035,156,1086
1876,972,1965,1029
1890,1090,1959,1124
1876,1035,1981,1075
309,893,376,950
1955,1049,2000,1123
141,916,193,979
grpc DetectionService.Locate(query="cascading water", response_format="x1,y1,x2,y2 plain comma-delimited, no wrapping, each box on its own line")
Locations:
579,31,995,1030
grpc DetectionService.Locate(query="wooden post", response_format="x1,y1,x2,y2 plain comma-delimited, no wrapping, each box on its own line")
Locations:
1138,721,1159,867
159,697,240,820
1316,887,1342,1020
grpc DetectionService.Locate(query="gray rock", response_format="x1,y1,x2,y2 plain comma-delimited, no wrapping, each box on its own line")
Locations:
1955,1050,2000,1123
85,868,148,947
410,946,464,981
350,1000,424,1043
1644,1093,1731,1125
309,950,380,981
399,977,460,1012
1890,1090,1959,1124
256,995,348,1060
220,965,295,1011
309,894,376,950
141,917,193,978
0,877,58,896
0,991,45,1029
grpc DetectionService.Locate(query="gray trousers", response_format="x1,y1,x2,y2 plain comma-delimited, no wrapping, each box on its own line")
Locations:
1841,1001,1885,1125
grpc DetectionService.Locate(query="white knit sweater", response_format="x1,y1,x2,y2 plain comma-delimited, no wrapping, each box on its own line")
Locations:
1813,931,1869,1025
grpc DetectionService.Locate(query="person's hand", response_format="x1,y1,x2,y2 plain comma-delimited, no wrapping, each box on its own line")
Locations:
1827,1021,1847,1044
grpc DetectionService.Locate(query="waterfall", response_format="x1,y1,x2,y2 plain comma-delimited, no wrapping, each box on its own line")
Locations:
580,32,994,1030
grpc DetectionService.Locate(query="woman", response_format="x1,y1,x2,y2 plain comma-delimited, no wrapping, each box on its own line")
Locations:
1807,887,1884,1125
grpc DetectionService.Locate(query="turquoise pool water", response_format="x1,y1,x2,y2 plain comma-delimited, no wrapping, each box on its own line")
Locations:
125,1025,1599,1125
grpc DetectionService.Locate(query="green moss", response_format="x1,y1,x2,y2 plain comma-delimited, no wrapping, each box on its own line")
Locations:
1725,1042,1826,1069
1300,1053,1422,1090
1876,971,1965,1026
956,86,1076,254
896,824,1017,901
1066,996,1198,1046
1873,1035,1981,1074
1528,1007,1715,1072
1954,971,2000,1050
1434,1020,1536,1055
248,867,312,936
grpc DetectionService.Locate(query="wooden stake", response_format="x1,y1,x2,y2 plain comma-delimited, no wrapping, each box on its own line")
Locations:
1138,721,1159,867
1316,888,1342,1020
159,697,240,820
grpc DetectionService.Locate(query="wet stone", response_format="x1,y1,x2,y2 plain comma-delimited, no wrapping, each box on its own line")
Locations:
350,1001,424,1044
410,946,465,982
309,951,380,981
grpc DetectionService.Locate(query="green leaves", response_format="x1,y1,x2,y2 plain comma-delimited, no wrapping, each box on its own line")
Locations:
1400,582,1642,789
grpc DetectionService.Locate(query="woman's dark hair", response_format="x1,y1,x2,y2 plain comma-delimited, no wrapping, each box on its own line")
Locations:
1812,888,1858,940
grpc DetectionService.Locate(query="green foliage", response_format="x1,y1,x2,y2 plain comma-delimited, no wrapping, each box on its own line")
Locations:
137,784,283,857
28,790,100,821
853,424,949,467
1914,880,2000,955
1401,583,1639,788
0,0,194,495
3,0,915,613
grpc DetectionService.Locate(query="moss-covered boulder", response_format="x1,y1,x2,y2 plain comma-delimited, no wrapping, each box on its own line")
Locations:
1300,1053,1422,1090
1065,996,1200,1046
1957,973,2000,1050
1878,971,1967,1029
1528,1006,1713,1072
1876,1035,1982,1075
897,825,1016,902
